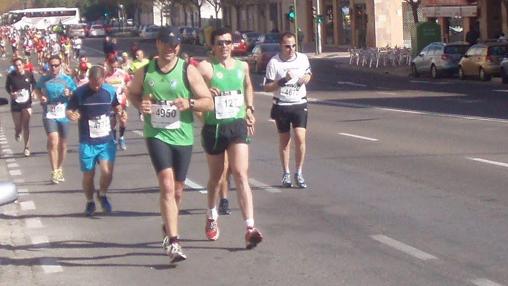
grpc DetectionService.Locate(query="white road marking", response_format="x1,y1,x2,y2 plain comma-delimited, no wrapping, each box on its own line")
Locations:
0,141,7,145
492,89,508,93
378,107,424,115
7,163,19,168
471,278,505,286
376,91,398,96
185,178,207,194
6,158,16,162
31,235,50,247
268,119,275,122
410,80,448,85
9,169,22,176
25,218,43,229
371,234,438,261
249,178,282,193
39,258,63,273
467,157,508,168
255,91,273,97
2,148,13,153
339,133,379,142
13,178,25,183
132,130,143,136
20,201,36,211
337,81,367,87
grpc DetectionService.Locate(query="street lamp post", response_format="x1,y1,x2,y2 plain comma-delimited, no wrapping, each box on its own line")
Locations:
118,4,124,33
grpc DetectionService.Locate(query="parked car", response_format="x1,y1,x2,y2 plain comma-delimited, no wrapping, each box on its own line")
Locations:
243,31,262,51
140,25,161,40
88,24,106,37
411,42,469,78
232,32,248,56
458,42,508,81
258,32,281,44
67,23,86,38
246,43,280,73
499,57,508,83
179,27,200,45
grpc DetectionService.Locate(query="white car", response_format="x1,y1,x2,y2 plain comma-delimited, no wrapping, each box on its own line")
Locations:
140,25,161,40
89,24,106,37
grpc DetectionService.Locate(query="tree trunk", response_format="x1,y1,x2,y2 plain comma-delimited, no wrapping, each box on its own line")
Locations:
411,4,419,23
235,4,241,31
198,8,202,27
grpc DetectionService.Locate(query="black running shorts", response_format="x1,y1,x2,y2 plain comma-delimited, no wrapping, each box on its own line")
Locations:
270,103,308,133
145,137,193,181
201,119,249,155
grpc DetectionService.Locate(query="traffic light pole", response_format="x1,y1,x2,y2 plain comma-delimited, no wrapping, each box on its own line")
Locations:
293,0,298,51
315,0,322,55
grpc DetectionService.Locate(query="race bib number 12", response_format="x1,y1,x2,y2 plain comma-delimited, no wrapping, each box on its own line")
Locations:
215,91,244,119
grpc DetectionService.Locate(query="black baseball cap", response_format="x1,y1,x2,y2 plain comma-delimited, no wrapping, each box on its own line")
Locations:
157,26,181,45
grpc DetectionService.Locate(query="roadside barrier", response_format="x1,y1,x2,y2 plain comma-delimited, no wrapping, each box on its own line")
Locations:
349,47,412,68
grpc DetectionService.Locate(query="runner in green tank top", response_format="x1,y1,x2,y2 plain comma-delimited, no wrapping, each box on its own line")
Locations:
128,27,213,263
197,27,263,249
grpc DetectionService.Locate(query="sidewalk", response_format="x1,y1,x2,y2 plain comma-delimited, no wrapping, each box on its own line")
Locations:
302,45,411,78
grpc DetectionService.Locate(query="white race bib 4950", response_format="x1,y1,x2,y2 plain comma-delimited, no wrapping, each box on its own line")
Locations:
214,90,244,119
88,114,111,138
46,103,66,119
15,89,30,103
151,104,181,129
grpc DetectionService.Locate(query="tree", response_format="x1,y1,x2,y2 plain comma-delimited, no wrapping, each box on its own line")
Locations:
221,0,243,31
206,0,221,21
404,0,421,23
189,0,205,27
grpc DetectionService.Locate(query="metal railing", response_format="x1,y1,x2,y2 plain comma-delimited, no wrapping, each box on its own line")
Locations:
349,47,412,68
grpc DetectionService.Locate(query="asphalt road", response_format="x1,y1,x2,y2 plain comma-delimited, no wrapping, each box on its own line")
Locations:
1,39,508,286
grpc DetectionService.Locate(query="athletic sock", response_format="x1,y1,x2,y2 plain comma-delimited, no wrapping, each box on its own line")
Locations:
245,218,255,229
207,208,218,220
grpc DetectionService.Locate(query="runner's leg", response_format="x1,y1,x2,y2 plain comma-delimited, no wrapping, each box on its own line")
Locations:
227,143,253,221
20,108,31,150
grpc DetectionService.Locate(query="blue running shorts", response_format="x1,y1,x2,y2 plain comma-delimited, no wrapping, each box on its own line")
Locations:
79,141,116,172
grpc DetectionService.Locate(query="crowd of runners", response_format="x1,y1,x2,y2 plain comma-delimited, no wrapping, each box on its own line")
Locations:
2,25,313,264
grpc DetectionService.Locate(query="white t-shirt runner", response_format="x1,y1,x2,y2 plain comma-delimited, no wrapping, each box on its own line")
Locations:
265,52,311,106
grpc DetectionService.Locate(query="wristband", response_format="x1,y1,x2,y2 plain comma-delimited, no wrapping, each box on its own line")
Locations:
277,78,288,87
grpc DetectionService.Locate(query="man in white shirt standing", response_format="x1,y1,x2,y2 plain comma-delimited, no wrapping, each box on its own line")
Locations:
263,32,312,189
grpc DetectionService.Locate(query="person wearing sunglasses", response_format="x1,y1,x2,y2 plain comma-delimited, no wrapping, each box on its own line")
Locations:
128,26,213,263
5,57,36,157
34,55,77,184
263,32,312,189
197,27,263,249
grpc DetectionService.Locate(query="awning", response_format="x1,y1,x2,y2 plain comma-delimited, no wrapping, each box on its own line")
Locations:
422,5,478,17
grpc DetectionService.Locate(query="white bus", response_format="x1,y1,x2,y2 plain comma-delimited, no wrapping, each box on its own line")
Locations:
7,7,80,30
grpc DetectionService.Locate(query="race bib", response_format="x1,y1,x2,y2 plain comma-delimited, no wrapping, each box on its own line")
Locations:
88,114,111,138
46,103,66,119
15,89,30,103
279,85,300,102
151,103,181,129
214,90,244,119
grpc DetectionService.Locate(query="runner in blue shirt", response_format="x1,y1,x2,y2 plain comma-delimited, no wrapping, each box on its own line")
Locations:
34,55,77,184
67,65,124,216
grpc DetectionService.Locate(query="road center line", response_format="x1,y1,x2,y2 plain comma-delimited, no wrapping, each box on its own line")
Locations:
9,169,22,176
371,234,438,261
39,258,63,273
185,178,207,194
132,130,144,136
337,81,367,87
339,133,379,142
20,201,36,211
471,278,505,286
6,158,16,163
249,178,282,193
467,157,508,168
377,107,424,114
25,218,43,229
7,163,19,168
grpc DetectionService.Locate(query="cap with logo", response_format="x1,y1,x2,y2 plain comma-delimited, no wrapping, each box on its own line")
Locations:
157,26,181,45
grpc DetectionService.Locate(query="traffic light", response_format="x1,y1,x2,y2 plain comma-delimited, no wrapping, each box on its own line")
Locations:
316,15,324,24
312,6,317,18
287,5,296,22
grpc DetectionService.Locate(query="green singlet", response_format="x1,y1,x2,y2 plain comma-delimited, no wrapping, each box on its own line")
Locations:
143,58,194,146
204,58,246,125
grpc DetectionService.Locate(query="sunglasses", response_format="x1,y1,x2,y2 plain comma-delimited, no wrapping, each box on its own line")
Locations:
283,44,296,49
215,40,232,46
50,64,61,68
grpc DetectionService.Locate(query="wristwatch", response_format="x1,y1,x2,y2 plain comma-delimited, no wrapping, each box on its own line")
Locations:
246,106,255,113
189,98,195,110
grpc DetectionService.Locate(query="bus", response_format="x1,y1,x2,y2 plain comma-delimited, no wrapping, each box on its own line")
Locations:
6,7,80,30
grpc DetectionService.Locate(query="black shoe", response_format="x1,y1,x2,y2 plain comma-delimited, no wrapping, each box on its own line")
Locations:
218,198,231,215
85,201,96,216
99,195,112,214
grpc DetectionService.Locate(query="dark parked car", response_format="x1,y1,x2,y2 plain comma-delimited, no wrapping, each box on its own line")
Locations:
258,32,281,44
243,31,262,51
179,27,200,45
458,42,508,81
246,43,280,73
411,42,469,78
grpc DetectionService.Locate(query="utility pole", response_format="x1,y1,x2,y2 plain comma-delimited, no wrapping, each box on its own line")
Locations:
293,0,298,51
